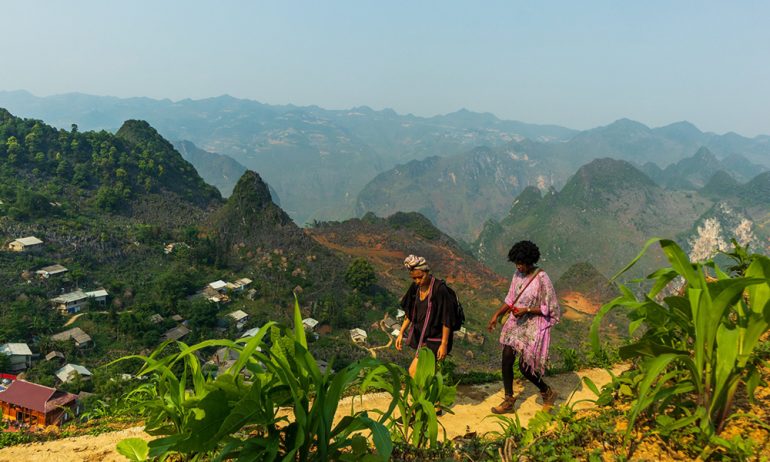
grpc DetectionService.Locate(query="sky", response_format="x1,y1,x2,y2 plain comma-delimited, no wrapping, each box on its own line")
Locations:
2,1,769,136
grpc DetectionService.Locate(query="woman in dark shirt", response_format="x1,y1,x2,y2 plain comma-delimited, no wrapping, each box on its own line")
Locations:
395,255,456,377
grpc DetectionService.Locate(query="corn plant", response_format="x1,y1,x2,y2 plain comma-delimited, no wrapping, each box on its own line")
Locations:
590,238,770,440
113,296,398,461
361,348,456,449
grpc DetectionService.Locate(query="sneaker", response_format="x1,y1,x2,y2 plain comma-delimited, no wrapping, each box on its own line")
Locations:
541,388,558,410
491,395,517,414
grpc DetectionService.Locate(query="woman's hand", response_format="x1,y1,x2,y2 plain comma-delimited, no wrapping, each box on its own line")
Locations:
395,333,403,351
487,314,499,332
437,343,448,360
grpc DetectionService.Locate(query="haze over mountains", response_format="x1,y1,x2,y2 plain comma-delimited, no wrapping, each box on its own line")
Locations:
1,90,768,281
0,90,575,226
5,90,767,235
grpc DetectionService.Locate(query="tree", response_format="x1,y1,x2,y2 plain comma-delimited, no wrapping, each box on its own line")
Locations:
344,258,376,292
0,353,10,373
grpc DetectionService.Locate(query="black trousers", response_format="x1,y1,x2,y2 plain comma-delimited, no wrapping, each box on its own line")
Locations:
502,344,548,396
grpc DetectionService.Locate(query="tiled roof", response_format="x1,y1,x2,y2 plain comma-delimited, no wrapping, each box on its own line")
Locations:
0,380,76,414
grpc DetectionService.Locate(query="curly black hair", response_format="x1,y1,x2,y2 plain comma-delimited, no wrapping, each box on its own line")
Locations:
507,240,540,265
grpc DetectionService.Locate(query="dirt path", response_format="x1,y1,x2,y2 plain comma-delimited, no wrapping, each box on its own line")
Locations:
0,365,624,461
63,311,109,327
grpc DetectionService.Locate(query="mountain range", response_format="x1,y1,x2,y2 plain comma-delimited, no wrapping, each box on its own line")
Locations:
474,158,769,279
0,91,576,226
3,91,767,238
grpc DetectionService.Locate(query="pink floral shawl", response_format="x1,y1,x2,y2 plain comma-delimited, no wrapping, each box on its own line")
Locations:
499,270,560,375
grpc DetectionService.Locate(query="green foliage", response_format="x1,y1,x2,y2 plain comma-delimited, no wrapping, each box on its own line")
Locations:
0,431,35,450
386,212,441,240
484,403,623,461
590,238,770,444
116,438,150,461
362,349,457,449
113,297,398,461
345,258,376,291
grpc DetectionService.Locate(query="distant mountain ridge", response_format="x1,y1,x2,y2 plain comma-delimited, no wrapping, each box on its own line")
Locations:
355,123,770,241
2,91,769,236
0,90,578,226
173,140,248,198
473,158,769,278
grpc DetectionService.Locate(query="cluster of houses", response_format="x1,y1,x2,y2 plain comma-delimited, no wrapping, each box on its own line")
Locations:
1,336,93,385
202,278,253,304
6,236,109,315
0,340,92,428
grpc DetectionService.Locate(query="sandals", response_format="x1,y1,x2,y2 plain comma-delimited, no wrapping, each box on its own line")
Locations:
491,395,517,414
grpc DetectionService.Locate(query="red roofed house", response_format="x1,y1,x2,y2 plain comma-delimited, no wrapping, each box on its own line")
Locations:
0,380,79,427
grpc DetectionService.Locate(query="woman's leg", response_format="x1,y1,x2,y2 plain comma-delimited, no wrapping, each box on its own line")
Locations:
501,345,517,396
408,356,418,378
518,360,557,408
517,360,549,393
492,345,518,414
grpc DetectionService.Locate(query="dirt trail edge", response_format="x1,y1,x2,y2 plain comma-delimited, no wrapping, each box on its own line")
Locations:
0,365,626,462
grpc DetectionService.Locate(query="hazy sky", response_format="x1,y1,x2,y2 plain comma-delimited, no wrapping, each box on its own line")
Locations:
3,1,769,136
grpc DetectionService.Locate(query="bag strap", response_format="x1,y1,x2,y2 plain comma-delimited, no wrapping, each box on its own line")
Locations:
509,269,540,312
414,276,436,359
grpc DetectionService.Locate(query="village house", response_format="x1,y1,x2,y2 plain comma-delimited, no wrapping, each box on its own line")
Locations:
302,317,319,332
317,359,334,375
55,364,93,384
44,351,65,364
227,310,249,330
396,309,405,320
51,327,93,348
0,380,79,428
7,236,43,252
0,375,14,392
226,278,252,292
35,264,68,278
163,242,190,255
349,328,368,344
240,327,260,338
0,343,33,372
209,280,228,291
50,288,109,314
149,314,164,324
203,281,230,303
161,325,191,342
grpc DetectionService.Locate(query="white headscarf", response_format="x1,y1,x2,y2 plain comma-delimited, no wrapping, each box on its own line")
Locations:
404,254,430,271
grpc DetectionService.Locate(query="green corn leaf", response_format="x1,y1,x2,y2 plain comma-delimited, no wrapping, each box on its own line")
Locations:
590,294,631,353
116,438,149,461
659,239,700,287
414,348,435,388
625,353,682,439
610,237,663,281
292,293,308,349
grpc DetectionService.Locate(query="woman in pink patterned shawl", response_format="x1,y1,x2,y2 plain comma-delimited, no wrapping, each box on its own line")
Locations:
487,240,561,413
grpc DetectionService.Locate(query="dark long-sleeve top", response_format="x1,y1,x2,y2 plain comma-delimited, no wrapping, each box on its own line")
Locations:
400,277,456,351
